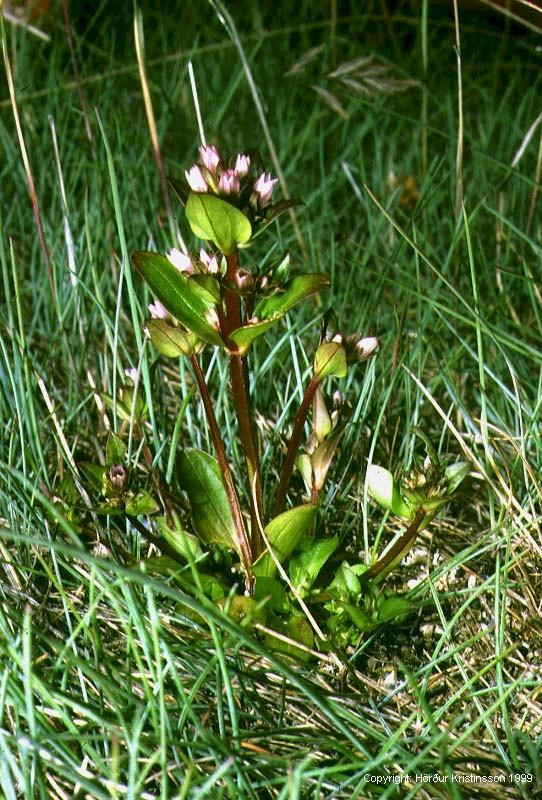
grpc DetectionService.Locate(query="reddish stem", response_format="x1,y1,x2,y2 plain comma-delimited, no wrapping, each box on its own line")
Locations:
221,251,264,557
273,376,320,517
191,355,252,584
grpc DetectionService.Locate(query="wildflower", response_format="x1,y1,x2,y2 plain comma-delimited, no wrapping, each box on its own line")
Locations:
234,153,251,177
351,335,378,361
167,248,194,273
199,144,221,173
205,307,221,329
125,367,139,384
234,268,254,293
185,164,208,192
218,169,240,196
199,249,220,275
148,300,169,320
254,172,278,207
109,464,127,490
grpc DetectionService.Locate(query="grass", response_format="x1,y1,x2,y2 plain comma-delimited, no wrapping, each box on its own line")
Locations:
1,1,541,797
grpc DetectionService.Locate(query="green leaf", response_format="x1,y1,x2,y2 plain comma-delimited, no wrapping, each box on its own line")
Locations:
191,274,221,302
185,193,252,254
96,500,125,516
56,473,79,505
143,556,185,577
444,461,470,494
155,515,204,561
80,462,107,493
289,536,339,593
313,341,347,380
366,465,412,519
328,561,362,600
102,389,147,423
146,319,200,358
229,318,277,355
125,491,160,516
253,504,318,578
264,612,314,662
178,449,238,552
132,251,222,345
253,577,289,612
376,594,415,624
105,432,126,467
342,603,372,632
254,273,329,319
217,595,266,627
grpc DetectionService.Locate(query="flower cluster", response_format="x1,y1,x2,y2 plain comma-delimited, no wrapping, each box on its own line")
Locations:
185,144,278,209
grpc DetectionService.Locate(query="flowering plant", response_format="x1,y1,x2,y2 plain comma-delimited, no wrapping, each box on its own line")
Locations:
61,144,467,656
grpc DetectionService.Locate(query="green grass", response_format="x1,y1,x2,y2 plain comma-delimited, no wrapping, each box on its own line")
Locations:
1,2,541,797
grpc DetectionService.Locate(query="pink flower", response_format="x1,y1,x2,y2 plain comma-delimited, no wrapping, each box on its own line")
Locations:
199,144,221,173
148,300,169,320
354,336,379,360
234,153,251,177
254,172,278,206
185,165,208,192
167,248,194,274
199,248,220,275
218,169,240,195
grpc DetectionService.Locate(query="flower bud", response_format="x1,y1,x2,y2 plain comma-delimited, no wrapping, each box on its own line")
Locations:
314,341,347,380
254,171,278,207
124,367,139,384
199,144,221,173
311,430,341,492
167,248,194,274
148,300,169,320
354,336,378,361
234,153,251,177
109,464,127,491
345,334,378,363
366,465,412,519
332,389,344,409
313,387,332,442
234,268,254,294
218,169,241,195
199,248,220,275
185,165,208,192
296,453,313,492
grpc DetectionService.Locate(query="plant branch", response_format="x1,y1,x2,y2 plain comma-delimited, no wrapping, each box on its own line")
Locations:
358,508,427,587
190,354,252,583
221,251,264,558
273,375,320,516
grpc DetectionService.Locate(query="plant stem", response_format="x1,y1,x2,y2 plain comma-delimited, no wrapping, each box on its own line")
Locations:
222,251,264,558
273,376,320,517
358,508,427,587
190,354,252,584
229,354,264,557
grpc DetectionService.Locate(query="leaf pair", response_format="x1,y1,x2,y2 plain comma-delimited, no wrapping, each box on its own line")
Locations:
230,273,330,355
